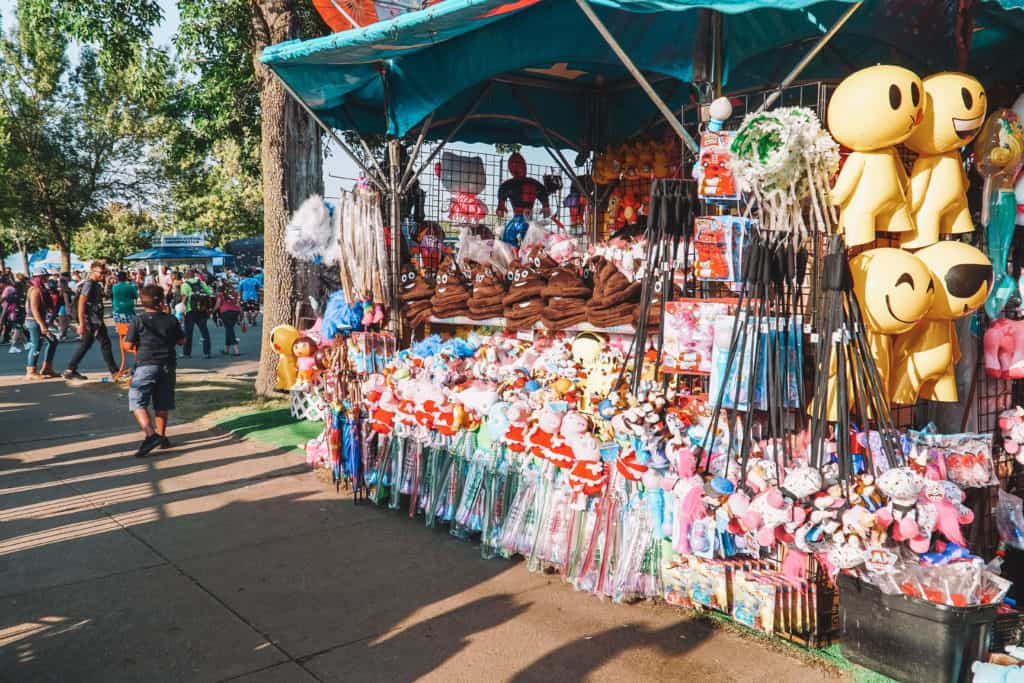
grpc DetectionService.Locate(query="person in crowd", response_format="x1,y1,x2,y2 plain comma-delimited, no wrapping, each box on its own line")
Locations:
111,271,139,324
143,269,155,287
24,274,58,379
180,268,214,359
57,272,74,340
238,269,262,328
214,282,242,356
63,260,119,381
160,266,174,305
124,284,184,457
2,274,27,353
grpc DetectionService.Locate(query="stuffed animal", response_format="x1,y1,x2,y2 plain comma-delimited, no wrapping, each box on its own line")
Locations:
901,73,987,248
270,324,301,390
438,151,487,224
891,241,992,403
984,318,1024,379
827,65,924,246
849,247,935,400
292,336,319,389
496,152,549,219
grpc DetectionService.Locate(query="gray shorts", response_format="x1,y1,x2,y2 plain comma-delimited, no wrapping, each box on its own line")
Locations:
128,364,176,412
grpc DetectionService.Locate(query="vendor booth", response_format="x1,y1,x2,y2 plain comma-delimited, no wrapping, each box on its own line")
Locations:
126,235,233,275
261,1,1024,680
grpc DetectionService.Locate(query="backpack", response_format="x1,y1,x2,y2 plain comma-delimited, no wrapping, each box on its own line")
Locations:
188,280,213,314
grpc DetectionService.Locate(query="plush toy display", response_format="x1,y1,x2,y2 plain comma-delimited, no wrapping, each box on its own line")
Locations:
270,324,301,390
293,336,319,388
496,152,550,219
438,151,488,224
974,108,1024,318
827,65,923,246
850,248,935,398
901,73,987,248
891,241,993,403
984,318,1024,379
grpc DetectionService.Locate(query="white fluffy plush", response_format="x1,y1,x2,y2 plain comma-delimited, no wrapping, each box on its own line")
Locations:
286,194,337,264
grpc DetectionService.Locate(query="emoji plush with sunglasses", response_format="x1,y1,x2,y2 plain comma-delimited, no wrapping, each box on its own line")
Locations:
891,241,992,403
828,65,924,246
850,248,935,399
901,73,987,248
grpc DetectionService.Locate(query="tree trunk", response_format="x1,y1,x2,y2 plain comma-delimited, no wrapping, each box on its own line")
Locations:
20,246,30,276
252,0,324,397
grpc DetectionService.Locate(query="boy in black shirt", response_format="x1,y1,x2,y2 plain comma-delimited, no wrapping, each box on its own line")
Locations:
124,284,185,457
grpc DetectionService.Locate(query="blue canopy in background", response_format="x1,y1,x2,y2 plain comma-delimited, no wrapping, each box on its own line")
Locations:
261,0,1024,148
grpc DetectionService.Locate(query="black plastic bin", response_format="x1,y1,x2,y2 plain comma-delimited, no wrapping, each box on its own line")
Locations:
838,573,998,683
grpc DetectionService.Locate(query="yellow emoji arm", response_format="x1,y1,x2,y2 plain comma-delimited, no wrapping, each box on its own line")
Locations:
908,157,936,213
830,154,864,205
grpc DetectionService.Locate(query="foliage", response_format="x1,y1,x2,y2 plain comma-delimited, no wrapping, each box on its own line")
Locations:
74,203,156,265
0,5,173,266
20,0,162,68
494,143,523,154
159,138,263,246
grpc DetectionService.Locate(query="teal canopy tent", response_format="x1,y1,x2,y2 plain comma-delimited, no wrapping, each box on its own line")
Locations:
261,0,1024,151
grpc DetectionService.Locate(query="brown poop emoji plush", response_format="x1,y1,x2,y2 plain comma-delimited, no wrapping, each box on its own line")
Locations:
400,260,435,328
586,255,640,327
540,265,591,329
502,256,547,330
431,256,471,319
466,263,506,320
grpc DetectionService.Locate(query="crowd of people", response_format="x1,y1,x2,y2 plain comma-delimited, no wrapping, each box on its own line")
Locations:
0,261,263,381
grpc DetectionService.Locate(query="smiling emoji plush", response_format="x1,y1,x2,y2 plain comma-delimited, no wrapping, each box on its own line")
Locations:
901,73,987,248
890,241,992,403
828,65,924,246
850,248,935,396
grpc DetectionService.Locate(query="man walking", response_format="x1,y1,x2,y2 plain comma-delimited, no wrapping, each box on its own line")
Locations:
180,269,213,359
63,260,118,381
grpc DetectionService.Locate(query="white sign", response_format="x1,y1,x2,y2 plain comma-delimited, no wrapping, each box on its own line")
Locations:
154,234,206,247
212,257,224,266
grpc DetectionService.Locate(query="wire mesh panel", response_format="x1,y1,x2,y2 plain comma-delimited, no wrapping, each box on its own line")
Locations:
415,144,578,241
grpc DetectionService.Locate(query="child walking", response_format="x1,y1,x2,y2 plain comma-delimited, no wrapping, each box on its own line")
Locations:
124,284,185,458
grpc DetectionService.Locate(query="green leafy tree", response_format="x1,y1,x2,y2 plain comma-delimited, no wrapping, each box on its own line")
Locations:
75,203,156,266
0,5,173,272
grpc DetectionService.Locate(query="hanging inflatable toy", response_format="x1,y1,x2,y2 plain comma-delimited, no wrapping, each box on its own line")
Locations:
850,248,935,399
827,65,924,246
496,152,550,246
270,324,301,391
890,241,992,404
974,108,1024,318
438,151,488,224
901,73,987,248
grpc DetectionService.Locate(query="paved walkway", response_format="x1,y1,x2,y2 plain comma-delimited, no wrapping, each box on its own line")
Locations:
0,331,844,682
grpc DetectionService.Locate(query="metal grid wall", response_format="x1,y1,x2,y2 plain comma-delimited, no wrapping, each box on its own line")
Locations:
415,144,578,240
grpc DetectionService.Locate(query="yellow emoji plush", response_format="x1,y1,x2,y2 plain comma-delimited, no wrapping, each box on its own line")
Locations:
850,248,935,398
270,324,301,390
828,65,924,246
890,241,992,403
901,73,986,248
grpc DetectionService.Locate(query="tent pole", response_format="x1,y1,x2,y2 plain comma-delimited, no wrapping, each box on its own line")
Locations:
757,1,862,112
576,0,698,154
399,112,434,192
388,138,404,338
340,105,390,188
402,82,493,194
511,88,588,198
267,69,386,193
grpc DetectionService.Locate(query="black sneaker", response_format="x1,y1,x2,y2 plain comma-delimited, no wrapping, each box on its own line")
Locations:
134,434,162,458
62,370,87,380
159,436,173,450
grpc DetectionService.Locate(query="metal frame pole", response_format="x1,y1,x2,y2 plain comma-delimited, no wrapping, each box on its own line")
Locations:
399,112,434,192
267,69,387,193
401,82,493,194
757,2,862,112
388,138,404,338
511,88,589,199
576,0,698,155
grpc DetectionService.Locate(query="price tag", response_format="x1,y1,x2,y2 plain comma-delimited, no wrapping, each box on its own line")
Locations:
517,329,535,342
810,333,820,344
803,323,812,335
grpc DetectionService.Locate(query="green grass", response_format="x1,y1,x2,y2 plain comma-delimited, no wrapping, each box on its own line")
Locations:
214,407,323,452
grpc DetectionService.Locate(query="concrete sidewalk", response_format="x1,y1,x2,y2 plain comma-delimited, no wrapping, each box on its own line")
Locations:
0,372,845,682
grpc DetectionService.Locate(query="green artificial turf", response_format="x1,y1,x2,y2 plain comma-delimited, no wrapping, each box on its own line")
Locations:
215,408,323,452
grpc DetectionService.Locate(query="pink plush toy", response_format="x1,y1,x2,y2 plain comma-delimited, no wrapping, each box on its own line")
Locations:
568,434,606,496
527,405,563,462
984,318,1024,378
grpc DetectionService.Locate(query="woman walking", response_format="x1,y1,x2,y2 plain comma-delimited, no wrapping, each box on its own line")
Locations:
215,283,242,356
25,275,59,378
